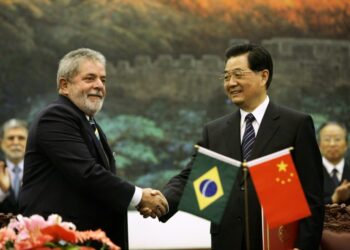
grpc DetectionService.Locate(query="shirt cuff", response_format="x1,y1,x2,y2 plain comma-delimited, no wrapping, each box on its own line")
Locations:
129,186,142,208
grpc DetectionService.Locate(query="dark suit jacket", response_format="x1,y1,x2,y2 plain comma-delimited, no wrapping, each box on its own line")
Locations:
0,187,19,214
161,101,324,250
323,161,350,204
0,160,20,214
19,95,135,249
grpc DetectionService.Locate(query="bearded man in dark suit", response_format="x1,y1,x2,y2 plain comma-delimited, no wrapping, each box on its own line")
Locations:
157,43,324,250
19,48,168,249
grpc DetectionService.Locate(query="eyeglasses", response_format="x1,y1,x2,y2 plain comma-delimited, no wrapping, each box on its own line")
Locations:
221,69,255,82
321,137,346,144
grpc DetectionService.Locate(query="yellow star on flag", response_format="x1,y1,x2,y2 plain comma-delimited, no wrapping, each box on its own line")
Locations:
277,161,288,172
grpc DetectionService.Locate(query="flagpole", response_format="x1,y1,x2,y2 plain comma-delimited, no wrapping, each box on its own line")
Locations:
242,161,250,250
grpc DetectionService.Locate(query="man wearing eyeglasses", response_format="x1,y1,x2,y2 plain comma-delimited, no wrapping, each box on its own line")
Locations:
159,43,324,250
318,121,350,204
0,119,28,214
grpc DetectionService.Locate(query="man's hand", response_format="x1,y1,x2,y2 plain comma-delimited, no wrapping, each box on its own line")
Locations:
137,188,168,219
0,161,10,192
331,179,350,203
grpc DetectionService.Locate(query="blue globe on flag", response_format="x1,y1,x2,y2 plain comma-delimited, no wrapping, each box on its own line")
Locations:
191,166,225,211
199,179,218,197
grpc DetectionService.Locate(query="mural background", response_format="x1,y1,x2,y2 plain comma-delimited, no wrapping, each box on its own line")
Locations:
1,0,349,189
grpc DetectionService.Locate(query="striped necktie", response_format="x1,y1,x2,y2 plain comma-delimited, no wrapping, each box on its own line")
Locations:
12,165,21,200
242,113,256,160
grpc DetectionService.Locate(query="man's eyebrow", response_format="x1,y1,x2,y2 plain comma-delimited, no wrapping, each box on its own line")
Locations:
224,68,244,72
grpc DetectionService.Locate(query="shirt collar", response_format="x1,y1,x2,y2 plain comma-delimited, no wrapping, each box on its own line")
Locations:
240,96,270,127
6,159,24,171
322,157,345,176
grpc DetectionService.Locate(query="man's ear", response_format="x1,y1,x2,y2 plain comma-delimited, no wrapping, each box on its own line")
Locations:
261,70,269,87
58,78,69,96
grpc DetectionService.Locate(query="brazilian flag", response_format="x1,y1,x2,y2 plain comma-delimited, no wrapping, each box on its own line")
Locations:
178,146,241,224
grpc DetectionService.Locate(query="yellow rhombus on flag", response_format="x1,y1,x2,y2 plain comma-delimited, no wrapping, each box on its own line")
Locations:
193,166,224,210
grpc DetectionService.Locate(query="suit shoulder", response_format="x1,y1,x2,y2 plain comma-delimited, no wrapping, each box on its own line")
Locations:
36,99,81,120
275,103,311,120
31,98,85,131
205,112,236,129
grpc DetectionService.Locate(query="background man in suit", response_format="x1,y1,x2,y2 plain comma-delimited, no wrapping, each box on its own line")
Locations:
157,43,324,250
0,119,28,214
318,121,350,204
19,48,168,249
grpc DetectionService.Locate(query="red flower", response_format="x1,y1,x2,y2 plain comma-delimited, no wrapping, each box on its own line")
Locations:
76,230,120,250
41,224,77,243
14,234,53,250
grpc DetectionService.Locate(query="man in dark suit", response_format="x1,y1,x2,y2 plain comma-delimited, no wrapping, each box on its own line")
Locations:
19,48,168,249
318,121,350,204
158,43,324,249
0,119,28,214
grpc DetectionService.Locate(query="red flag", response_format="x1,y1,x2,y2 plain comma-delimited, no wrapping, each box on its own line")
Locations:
247,148,311,229
262,210,299,250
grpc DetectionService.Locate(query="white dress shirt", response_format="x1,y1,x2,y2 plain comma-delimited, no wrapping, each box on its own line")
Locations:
322,157,345,182
240,96,270,142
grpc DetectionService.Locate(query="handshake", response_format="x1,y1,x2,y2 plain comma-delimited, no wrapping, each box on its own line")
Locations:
137,188,169,219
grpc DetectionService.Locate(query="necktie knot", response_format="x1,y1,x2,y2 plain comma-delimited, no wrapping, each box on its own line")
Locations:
12,165,21,173
88,116,96,128
245,113,255,123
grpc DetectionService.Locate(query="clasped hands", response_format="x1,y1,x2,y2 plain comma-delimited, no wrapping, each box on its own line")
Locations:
332,179,350,203
137,188,168,219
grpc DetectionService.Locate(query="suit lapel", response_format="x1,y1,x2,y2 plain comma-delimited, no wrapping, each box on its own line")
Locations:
95,122,114,168
225,111,243,161
85,120,111,170
9,188,18,204
250,101,280,160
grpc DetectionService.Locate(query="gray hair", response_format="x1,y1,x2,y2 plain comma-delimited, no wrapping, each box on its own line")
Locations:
56,48,106,89
318,121,348,143
0,119,28,139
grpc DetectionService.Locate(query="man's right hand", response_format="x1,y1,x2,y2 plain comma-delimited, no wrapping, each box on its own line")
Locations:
331,179,350,203
0,161,10,192
137,188,168,218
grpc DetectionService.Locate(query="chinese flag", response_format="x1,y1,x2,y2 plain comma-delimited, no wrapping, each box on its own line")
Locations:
247,148,311,229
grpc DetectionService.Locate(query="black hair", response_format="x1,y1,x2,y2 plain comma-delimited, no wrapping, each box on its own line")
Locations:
225,43,273,89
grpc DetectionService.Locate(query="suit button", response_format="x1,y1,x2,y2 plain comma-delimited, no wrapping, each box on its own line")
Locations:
237,217,242,222
240,186,245,191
